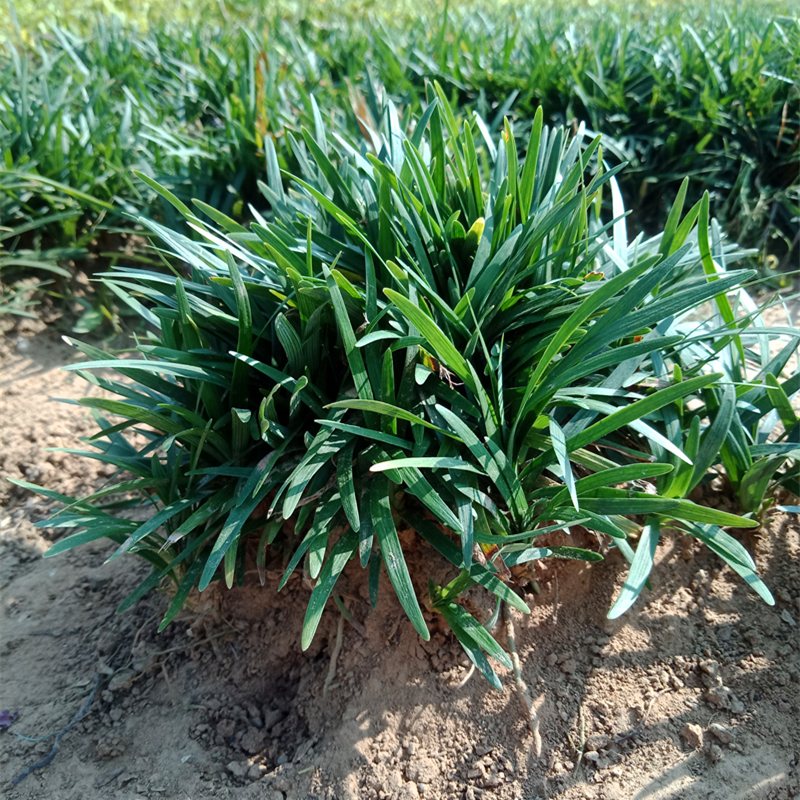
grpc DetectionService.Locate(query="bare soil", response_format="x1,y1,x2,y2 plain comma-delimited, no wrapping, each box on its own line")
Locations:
1,325,799,800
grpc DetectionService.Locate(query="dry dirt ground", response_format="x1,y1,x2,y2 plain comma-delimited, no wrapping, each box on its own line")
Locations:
1,322,799,800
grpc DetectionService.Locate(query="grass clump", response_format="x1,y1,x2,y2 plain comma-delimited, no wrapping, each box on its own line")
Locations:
15,89,798,687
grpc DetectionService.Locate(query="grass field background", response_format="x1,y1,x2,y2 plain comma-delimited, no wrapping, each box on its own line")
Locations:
1,0,798,321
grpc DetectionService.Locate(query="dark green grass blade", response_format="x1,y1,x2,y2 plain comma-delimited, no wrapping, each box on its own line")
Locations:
371,476,429,640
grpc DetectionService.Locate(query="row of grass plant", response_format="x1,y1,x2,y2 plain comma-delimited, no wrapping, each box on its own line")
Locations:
2,0,798,323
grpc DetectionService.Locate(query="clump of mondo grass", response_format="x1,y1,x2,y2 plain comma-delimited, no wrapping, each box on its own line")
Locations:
17,85,795,688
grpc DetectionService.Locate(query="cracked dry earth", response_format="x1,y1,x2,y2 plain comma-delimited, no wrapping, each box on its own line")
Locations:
1,323,799,800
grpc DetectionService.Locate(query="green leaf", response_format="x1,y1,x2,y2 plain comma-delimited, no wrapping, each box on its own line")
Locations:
687,383,736,493
192,200,247,233
118,526,216,614
438,602,503,690
539,462,673,516
519,106,544,220
526,374,722,471
326,265,375,415
608,517,660,618
109,495,205,561
549,418,578,510
435,597,512,671
199,485,271,591
5,171,113,210
579,495,678,516
504,545,603,565
371,477,429,640
514,253,660,446
739,456,787,514
307,491,343,579
337,441,360,532
659,177,689,257
226,251,252,407
134,171,193,218
7,479,80,507
539,507,628,539
765,373,797,431
275,314,304,375
669,499,757,528
280,425,349,519
317,420,414,450
435,404,516,512
327,399,453,437
63,360,230,387
385,289,477,395
45,524,132,558
370,457,484,474
158,557,205,631
302,528,359,650
697,191,745,366
371,450,464,533
685,523,773,604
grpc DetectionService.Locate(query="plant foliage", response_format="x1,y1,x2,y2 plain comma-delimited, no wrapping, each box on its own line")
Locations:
16,89,797,687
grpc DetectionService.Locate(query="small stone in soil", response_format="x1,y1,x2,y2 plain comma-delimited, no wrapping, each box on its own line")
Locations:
406,756,438,784
706,744,723,762
392,779,419,799
708,723,734,744
240,728,266,755
247,763,267,780
699,660,719,678
108,669,136,691
681,723,703,749
705,686,732,708
262,707,285,732
226,761,248,779
585,734,611,751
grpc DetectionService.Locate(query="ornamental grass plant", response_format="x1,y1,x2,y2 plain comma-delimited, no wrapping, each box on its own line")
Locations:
14,87,799,686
